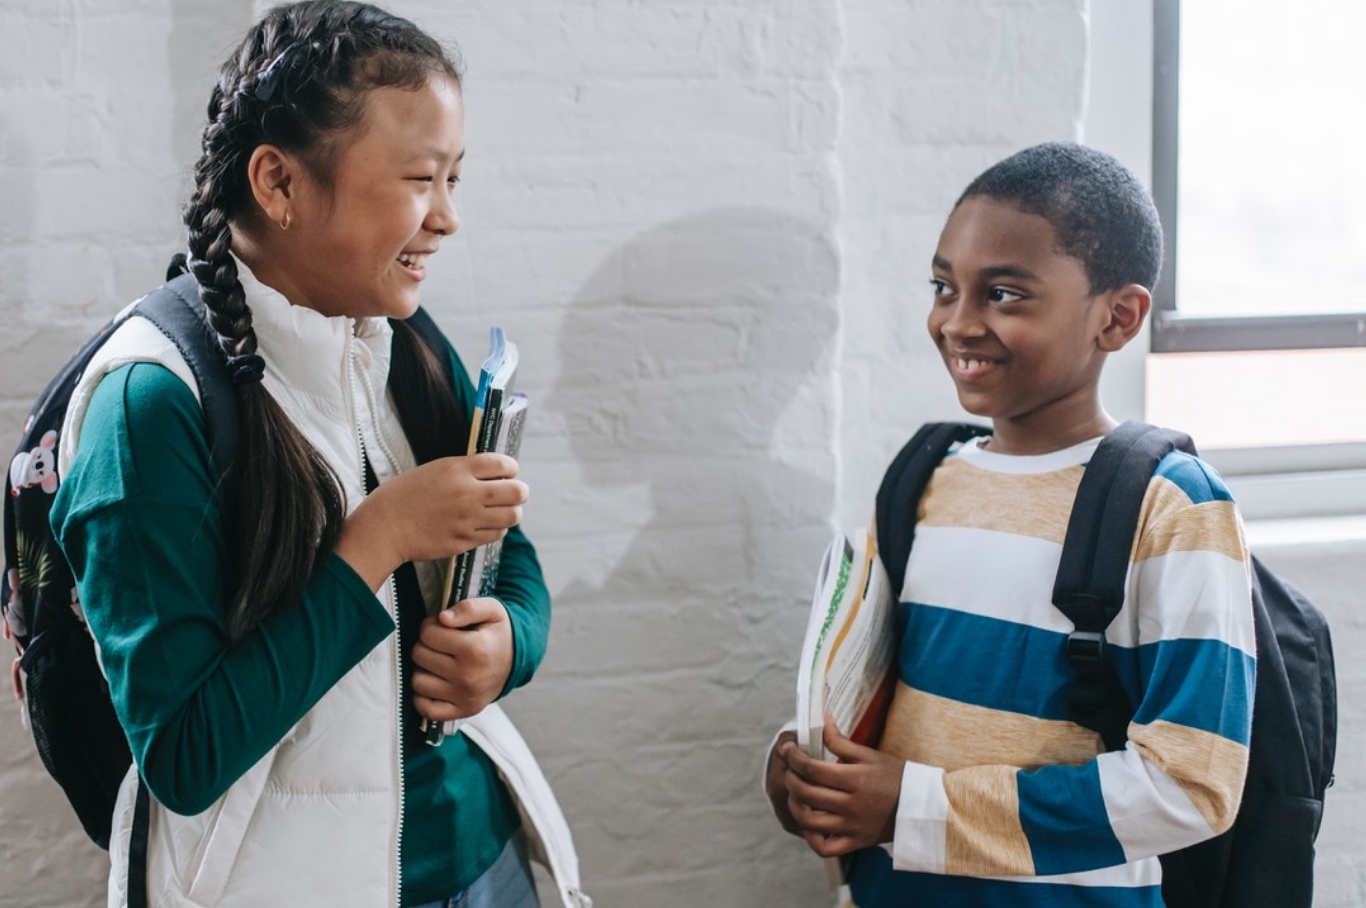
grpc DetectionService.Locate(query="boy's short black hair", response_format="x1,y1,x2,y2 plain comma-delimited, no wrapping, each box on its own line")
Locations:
956,142,1164,294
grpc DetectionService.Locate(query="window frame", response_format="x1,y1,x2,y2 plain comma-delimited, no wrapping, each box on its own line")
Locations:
1149,0,1366,355
1141,0,1366,518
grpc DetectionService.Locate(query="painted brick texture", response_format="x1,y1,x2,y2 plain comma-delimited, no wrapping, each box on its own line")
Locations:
1,2,1358,907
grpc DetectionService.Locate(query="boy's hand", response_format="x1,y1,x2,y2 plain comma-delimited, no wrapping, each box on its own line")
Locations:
766,730,803,836
410,597,514,722
782,718,903,858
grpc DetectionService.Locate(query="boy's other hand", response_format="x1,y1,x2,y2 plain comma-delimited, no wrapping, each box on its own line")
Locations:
782,718,903,858
766,730,803,836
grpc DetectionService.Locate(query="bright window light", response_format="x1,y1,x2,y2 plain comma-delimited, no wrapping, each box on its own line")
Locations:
1176,0,1366,318
1147,0,1366,460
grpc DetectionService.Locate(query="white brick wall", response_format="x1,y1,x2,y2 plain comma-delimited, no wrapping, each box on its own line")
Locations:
407,4,846,902
833,0,1089,532
1,2,1358,907
1,3,252,907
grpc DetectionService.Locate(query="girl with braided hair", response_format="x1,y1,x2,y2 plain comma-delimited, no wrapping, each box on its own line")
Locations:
49,3,585,907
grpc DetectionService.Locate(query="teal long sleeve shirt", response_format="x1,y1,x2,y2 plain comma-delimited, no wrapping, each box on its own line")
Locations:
51,347,550,903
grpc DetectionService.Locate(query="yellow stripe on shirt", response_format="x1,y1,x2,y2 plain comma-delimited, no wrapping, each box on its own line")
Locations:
1133,496,1247,565
881,684,1103,772
945,765,1034,876
919,459,1085,546
1128,719,1250,835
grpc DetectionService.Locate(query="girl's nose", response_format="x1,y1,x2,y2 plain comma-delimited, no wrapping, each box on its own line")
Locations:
427,192,459,236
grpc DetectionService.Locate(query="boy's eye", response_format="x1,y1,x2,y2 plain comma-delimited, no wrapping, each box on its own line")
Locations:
929,278,952,297
987,287,1024,304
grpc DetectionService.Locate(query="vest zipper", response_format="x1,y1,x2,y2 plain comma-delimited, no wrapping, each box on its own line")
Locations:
347,327,404,908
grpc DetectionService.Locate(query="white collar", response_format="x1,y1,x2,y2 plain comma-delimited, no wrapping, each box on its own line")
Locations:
232,255,394,405
954,434,1104,475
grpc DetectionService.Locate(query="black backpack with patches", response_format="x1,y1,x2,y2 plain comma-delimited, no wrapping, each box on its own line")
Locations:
875,420,1337,908
3,267,234,853
2,261,456,858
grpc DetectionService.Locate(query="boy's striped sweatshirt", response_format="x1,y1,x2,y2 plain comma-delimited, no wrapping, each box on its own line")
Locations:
847,435,1255,908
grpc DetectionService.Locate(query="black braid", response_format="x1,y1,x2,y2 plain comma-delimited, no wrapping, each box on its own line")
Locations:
183,1,463,640
186,87,256,359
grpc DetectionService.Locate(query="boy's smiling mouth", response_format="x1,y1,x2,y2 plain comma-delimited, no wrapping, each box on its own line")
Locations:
949,353,1002,379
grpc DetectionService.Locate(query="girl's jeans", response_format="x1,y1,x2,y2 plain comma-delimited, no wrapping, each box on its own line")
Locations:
410,834,540,908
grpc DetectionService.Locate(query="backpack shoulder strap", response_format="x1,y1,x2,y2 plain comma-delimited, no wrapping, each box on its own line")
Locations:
121,269,233,908
1054,420,1196,749
875,422,991,596
129,272,237,477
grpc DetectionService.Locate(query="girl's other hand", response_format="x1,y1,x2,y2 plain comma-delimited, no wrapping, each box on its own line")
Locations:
410,597,514,721
334,453,527,589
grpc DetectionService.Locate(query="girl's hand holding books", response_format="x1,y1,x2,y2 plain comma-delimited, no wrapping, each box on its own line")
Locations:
335,452,528,590
410,597,514,722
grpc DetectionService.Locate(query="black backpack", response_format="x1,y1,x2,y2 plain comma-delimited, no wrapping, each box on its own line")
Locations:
3,268,233,853
2,262,456,854
875,420,1338,908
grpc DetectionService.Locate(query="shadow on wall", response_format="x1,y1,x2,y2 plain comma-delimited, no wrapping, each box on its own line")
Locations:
526,208,840,904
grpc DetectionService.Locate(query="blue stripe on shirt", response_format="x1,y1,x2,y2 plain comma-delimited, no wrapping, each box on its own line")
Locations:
1155,452,1233,504
1132,638,1256,739
1018,761,1127,875
847,847,1163,908
897,604,1083,721
898,608,1253,741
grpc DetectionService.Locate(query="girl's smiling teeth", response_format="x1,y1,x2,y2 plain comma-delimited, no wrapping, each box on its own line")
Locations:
397,252,428,272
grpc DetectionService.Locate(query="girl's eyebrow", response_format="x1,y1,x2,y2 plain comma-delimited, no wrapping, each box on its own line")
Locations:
403,147,466,164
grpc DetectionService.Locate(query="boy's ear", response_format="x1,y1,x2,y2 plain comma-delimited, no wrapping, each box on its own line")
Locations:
244,144,297,226
1095,284,1151,352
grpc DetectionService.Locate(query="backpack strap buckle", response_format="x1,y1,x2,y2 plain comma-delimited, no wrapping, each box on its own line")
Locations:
1066,630,1106,666
1057,591,1110,668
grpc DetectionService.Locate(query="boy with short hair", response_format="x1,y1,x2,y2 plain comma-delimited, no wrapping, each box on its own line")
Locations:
766,142,1256,907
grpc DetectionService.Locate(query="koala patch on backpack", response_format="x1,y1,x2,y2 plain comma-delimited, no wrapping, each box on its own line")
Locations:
9,430,58,496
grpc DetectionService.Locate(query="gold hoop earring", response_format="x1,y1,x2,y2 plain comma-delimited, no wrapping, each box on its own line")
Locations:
279,210,292,231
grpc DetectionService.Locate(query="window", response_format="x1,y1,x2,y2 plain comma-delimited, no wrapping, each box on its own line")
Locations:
1144,0,1366,516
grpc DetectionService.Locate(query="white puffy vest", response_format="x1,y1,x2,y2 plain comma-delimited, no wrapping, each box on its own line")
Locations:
60,265,589,908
